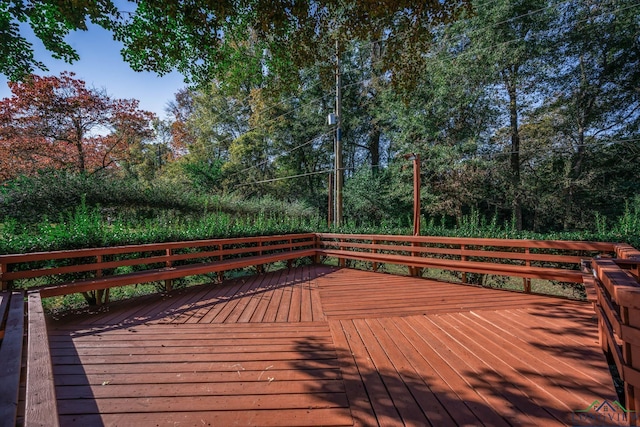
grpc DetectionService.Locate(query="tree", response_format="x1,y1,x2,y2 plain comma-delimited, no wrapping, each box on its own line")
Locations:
536,0,640,229
0,72,155,180
115,1,469,88
1,1,470,87
1,0,119,80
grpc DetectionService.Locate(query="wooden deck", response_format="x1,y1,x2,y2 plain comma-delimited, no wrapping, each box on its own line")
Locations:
47,265,619,426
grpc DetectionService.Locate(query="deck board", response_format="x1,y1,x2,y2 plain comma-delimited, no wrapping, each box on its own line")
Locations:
47,265,620,426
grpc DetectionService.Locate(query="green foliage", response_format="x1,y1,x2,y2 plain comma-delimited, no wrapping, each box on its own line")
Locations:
0,202,324,254
0,170,201,220
343,166,412,228
1,1,118,80
0,170,317,225
180,158,225,192
114,1,467,87
2,0,639,256
0,0,112,81
4,197,638,256
416,206,640,249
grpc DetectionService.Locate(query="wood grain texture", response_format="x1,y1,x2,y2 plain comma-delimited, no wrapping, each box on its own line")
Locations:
44,265,618,426
25,292,59,427
0,291,24,427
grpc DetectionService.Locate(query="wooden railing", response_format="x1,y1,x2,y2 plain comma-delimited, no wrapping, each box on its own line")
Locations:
0,233,317,303
0,233,622,300
316,233,615,293
0,233,626,300
592,243,640,422
1,232,640,423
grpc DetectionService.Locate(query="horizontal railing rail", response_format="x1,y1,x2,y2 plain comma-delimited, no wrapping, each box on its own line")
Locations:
0,232,629,304
316,233,616,293
591,244,640,422
0,234,317,302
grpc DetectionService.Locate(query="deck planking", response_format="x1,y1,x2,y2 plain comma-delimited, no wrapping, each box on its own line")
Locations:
47,265,619,426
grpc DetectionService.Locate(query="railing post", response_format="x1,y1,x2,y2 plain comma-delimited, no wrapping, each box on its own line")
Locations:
620,302,640,423
410,241,422,277
593,257,640,423
598,312,607,352
96,255,104,306
372,240,378,272
217,244,224,283
461,244,467,284
523,248,531,293
620,305,638,417
313,235,321,264
165,248,173,292
339,239,346,268
0,261,10,291
257,241,264,274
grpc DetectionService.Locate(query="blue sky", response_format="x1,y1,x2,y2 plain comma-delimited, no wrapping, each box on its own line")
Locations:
0,22,187,120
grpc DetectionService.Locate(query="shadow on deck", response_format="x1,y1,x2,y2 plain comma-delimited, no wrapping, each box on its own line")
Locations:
47,265,620,426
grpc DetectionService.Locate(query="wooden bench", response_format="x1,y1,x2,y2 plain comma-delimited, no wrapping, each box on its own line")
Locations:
0,291,59,427
0,290,25,426
316,248,585,283
1,234,318,302
316,233,616,293
39,248,317,298
590,257,640,417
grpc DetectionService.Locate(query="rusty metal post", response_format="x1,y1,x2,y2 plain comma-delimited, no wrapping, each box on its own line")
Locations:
328,172,333,227
413,154,421,236
410,241,422,277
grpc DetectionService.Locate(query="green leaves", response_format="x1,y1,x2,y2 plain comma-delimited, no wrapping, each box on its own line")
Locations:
0,0,119,81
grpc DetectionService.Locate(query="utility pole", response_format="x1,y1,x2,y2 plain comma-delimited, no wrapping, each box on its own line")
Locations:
334,38,343,227
412,153,421,236
327,172,333,226
403,153,421,236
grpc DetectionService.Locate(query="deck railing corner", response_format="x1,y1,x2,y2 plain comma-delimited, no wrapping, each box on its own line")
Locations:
591,245,640,423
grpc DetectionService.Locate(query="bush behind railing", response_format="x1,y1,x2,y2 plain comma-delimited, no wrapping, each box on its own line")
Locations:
0,200,325,254
1,200,638,255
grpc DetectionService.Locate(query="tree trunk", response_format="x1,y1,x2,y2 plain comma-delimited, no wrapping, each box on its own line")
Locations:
75,122,86,173
368,40,382,175
564,54,591,229
505,71,522,231
369,128,380,174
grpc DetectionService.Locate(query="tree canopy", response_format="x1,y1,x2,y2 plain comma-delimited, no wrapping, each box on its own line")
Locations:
1,0,470,86
1,0,639,235
0,0,119,80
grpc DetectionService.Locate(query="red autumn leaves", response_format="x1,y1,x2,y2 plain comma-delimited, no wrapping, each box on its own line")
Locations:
0,72,155,180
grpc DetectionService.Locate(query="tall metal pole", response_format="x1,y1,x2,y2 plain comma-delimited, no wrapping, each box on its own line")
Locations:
334,39,343,227
413,154,421,236
327,172,333,226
